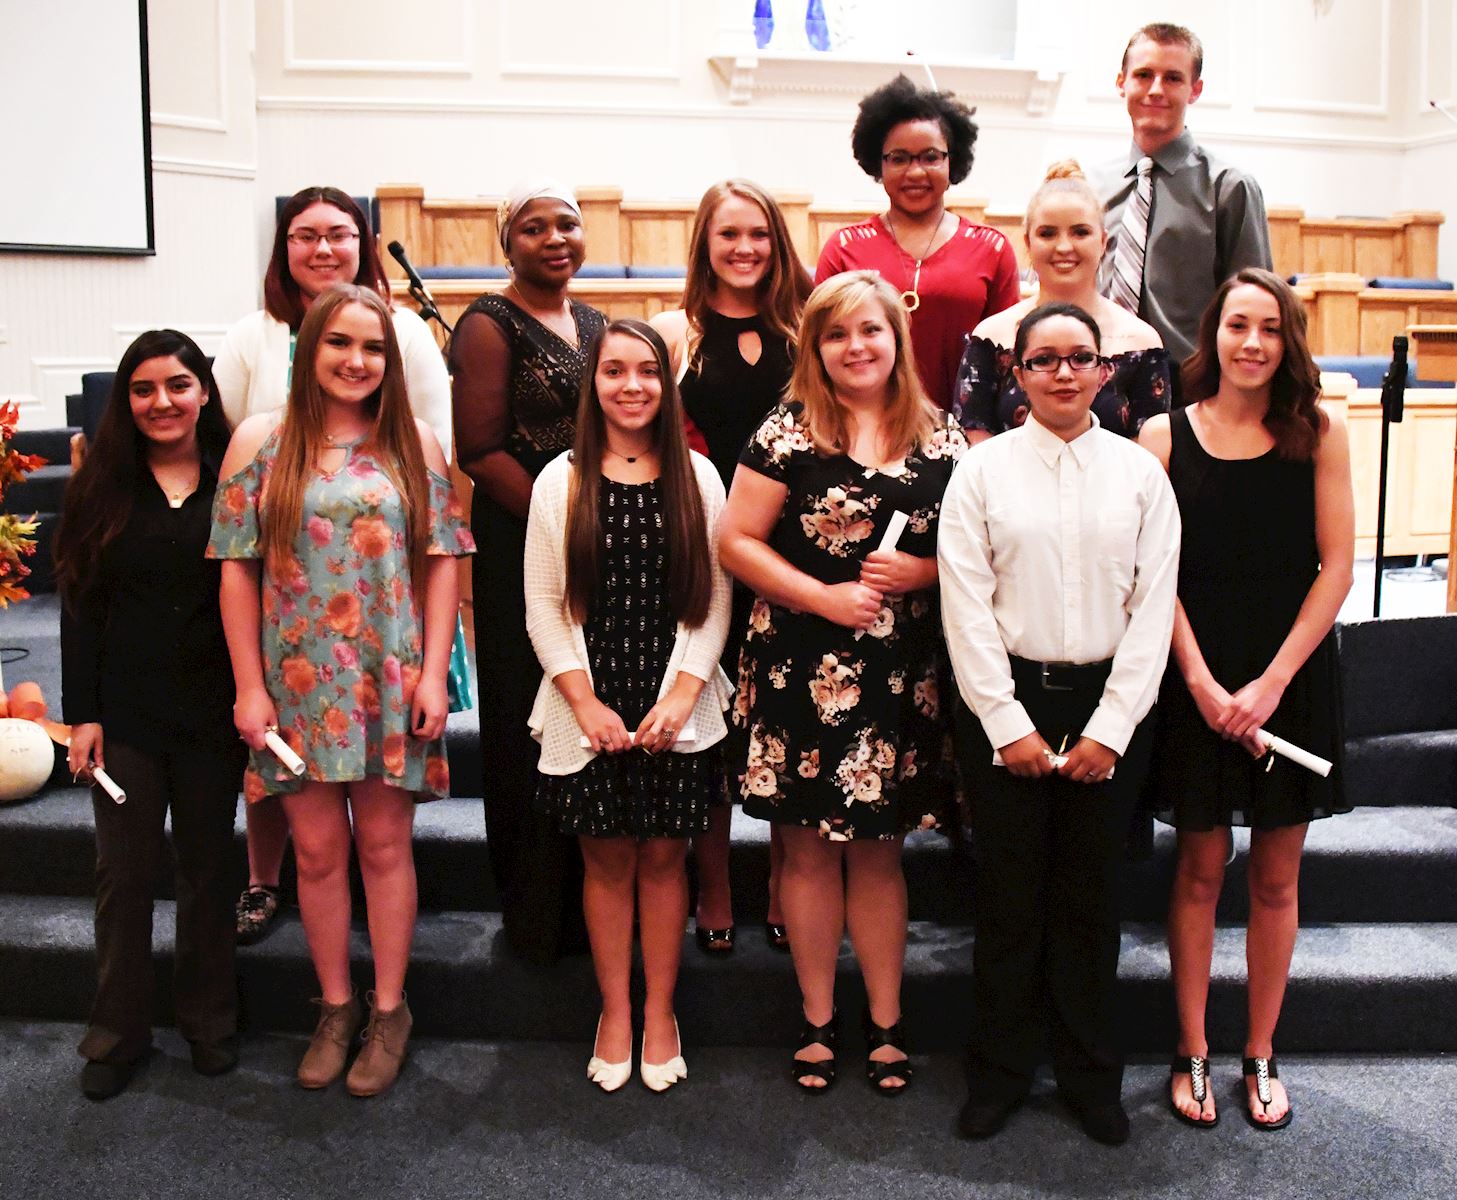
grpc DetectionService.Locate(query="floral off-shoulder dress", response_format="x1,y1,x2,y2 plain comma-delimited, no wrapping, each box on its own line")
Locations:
207,430,475,802
734,404,967,840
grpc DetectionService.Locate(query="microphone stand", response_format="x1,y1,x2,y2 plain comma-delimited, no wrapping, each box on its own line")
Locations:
406,283,453,339
1373,335,1408,617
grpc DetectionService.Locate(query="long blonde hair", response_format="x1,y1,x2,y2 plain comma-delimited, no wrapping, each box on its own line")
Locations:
259,284,431,587
682,179,812,371
788,271,940,459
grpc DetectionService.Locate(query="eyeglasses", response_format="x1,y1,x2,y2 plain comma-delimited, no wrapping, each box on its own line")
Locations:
881,149,950,170
1020,350,1105,373
287,229,360,248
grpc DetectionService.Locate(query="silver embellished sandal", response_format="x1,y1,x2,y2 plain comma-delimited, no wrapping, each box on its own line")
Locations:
1242,1055,1293,1131
1169,1054,1218,1127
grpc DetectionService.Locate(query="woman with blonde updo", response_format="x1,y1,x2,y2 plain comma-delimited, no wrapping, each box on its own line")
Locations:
953,161,1171,442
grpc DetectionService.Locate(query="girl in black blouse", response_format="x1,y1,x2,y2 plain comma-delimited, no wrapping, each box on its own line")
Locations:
57,330,243,1101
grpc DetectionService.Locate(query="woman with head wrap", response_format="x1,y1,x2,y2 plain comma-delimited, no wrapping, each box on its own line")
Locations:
451,182,606,962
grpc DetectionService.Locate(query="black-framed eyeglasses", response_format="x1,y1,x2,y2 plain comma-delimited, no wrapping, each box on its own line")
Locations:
881,149,949,170
1020,350,1105,373
287,229,360,248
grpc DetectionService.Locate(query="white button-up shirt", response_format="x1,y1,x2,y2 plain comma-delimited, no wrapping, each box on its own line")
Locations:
938,414,1181,756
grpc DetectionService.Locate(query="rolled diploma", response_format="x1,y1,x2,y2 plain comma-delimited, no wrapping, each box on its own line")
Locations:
855,510,911,641
990,750,1114,779
92,766,126,805
264,729,307,777
1257,729,1332,778
579,726,698,750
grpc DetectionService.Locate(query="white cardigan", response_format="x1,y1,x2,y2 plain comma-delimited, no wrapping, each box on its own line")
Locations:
212,307,453,454
524,449,734,776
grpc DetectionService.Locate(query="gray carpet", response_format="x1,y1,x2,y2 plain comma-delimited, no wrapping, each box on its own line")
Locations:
3,1022,1453,1200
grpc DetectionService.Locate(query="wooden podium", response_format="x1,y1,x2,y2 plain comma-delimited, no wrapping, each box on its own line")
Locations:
1409,325,1457,611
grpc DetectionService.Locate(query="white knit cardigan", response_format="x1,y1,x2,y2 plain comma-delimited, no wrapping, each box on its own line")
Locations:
524,449,734,776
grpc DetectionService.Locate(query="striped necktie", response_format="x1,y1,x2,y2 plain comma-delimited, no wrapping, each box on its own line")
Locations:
1108,156,1154,315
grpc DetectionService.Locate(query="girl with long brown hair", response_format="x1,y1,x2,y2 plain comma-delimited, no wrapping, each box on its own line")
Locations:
719,271,968,1094
1140,268,1354,1131
525,319,731,1092
650,179,813,955
210,284,474,1098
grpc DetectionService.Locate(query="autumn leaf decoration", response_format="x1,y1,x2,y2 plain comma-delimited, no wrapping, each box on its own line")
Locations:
0,402,43,607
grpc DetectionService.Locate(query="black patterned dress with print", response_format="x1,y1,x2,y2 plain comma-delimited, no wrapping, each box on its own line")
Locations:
733,403,968,840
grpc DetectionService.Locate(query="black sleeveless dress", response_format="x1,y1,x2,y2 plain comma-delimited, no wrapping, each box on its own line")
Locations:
1151,407,1348,830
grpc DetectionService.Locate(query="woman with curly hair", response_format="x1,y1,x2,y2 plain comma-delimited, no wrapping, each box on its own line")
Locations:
816,74,1020,412
650,179,813,955
719,271,968,1095
1139,269,1353,1132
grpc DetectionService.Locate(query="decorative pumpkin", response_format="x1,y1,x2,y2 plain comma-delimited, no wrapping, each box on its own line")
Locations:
0,717,57,802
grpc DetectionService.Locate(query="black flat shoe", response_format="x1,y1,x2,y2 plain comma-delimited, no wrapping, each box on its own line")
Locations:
190,1035,240,1077
862,1010,913,1096
694,923,735,954
236,884,282,946
791,1012,837,1093
764,922,790,952
80,1057,141,1101
1169,1053,1218,1128
1061,1092,1131,1146
957,1093,1024,1140
1242,1056,1293,1131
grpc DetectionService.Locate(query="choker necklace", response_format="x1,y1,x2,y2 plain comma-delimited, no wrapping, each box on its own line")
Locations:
885,209,948,313
605,447,649,464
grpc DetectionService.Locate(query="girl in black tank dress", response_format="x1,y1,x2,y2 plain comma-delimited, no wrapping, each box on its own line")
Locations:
1139,270,1354,1133
651,180,813,954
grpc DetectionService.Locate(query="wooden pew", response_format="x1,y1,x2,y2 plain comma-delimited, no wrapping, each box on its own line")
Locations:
1295,275,1457,357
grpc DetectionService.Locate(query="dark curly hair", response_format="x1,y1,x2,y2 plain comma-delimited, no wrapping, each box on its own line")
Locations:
850,74,978,184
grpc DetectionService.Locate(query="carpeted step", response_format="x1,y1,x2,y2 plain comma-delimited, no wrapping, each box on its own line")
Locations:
9,427,77,465
1345,731,1457,809
4,464,70,515
1,894,1453,1052
5,791,1457,927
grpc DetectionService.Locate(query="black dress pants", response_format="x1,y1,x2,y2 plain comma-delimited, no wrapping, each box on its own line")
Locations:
956,659,1154,1106
80,737,244,1064
472,496,586,965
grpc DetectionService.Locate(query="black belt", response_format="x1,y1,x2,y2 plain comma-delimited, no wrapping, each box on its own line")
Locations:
1008,655,1113,693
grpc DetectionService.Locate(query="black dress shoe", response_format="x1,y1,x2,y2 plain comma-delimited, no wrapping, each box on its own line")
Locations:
956,1093,1024,1140
1061,1094,1130,1146
80,1058,140,1101
190,1035,240,1076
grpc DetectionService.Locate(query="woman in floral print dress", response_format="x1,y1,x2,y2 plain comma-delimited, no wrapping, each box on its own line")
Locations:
210,284,474,1098
720,271,967,1095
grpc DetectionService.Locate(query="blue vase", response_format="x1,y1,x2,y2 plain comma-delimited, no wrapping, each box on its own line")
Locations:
753,0,774,49
805,0,829,50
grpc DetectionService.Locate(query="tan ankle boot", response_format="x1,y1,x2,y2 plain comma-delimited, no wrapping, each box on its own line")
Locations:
345,992,412,1097
296,993,362,1089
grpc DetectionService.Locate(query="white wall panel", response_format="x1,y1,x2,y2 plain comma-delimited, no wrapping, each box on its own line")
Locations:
1254,1,1390,117
282,0,472,74
150,0,227,131
500,0,681,80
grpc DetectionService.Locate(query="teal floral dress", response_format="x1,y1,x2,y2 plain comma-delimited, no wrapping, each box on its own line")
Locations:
207,430,475,802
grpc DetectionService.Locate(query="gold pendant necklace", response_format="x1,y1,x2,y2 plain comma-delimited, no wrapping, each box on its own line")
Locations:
886,209,947,314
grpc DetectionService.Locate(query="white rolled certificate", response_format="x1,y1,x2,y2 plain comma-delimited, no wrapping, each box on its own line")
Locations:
579,726,698,750
92,766,126,805
1256,729,1333,778
264,729,307,777
855,510,911,641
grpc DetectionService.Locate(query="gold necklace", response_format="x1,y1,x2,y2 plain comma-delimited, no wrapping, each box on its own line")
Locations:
885,209,948,313
154,467,199,508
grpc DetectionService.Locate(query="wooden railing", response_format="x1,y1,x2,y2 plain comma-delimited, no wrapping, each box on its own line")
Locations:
1294,275,1457,357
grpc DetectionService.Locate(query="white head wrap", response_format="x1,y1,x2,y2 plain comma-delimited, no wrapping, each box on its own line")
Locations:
497,181,582,256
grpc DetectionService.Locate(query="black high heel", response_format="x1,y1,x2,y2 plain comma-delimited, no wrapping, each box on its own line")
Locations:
694,923,735,954
862,1010,913,1096
764,922,789,952
791,1012,838,1092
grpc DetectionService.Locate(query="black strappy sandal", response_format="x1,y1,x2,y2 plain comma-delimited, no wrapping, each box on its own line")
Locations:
791,1013,838,1093
1242,1056,1293,1131
694,923,735,954
862,1010,914,1096
1169,1054,1218,1128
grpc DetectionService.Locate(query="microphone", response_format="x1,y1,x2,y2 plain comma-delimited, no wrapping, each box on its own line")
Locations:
387,240,452,334
1381,335,1408,423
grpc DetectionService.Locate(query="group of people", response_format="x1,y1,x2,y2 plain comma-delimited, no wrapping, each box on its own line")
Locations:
55,20,1355,1147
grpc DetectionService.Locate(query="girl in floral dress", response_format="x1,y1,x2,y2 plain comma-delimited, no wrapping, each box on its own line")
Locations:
210,284,474,1098
719,271,967,1094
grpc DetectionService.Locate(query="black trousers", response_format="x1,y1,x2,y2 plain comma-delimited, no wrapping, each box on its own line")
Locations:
80,737,244,1064
956,659,1154,1106
472,496,587,965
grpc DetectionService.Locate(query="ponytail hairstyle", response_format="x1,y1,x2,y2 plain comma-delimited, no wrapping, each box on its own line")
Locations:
564,319,711,628
258,284,431,586
55,330,231,608
1181,268,1327,461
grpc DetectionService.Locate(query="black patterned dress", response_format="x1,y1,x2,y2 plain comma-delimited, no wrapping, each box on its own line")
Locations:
734,405,968,840
537,479,724,838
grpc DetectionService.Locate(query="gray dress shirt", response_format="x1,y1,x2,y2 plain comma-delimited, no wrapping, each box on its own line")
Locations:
1093,129,1272,366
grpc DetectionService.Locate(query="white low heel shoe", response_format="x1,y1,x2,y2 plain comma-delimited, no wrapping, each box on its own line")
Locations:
640,1018,687,1093
586,1016,632,1093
